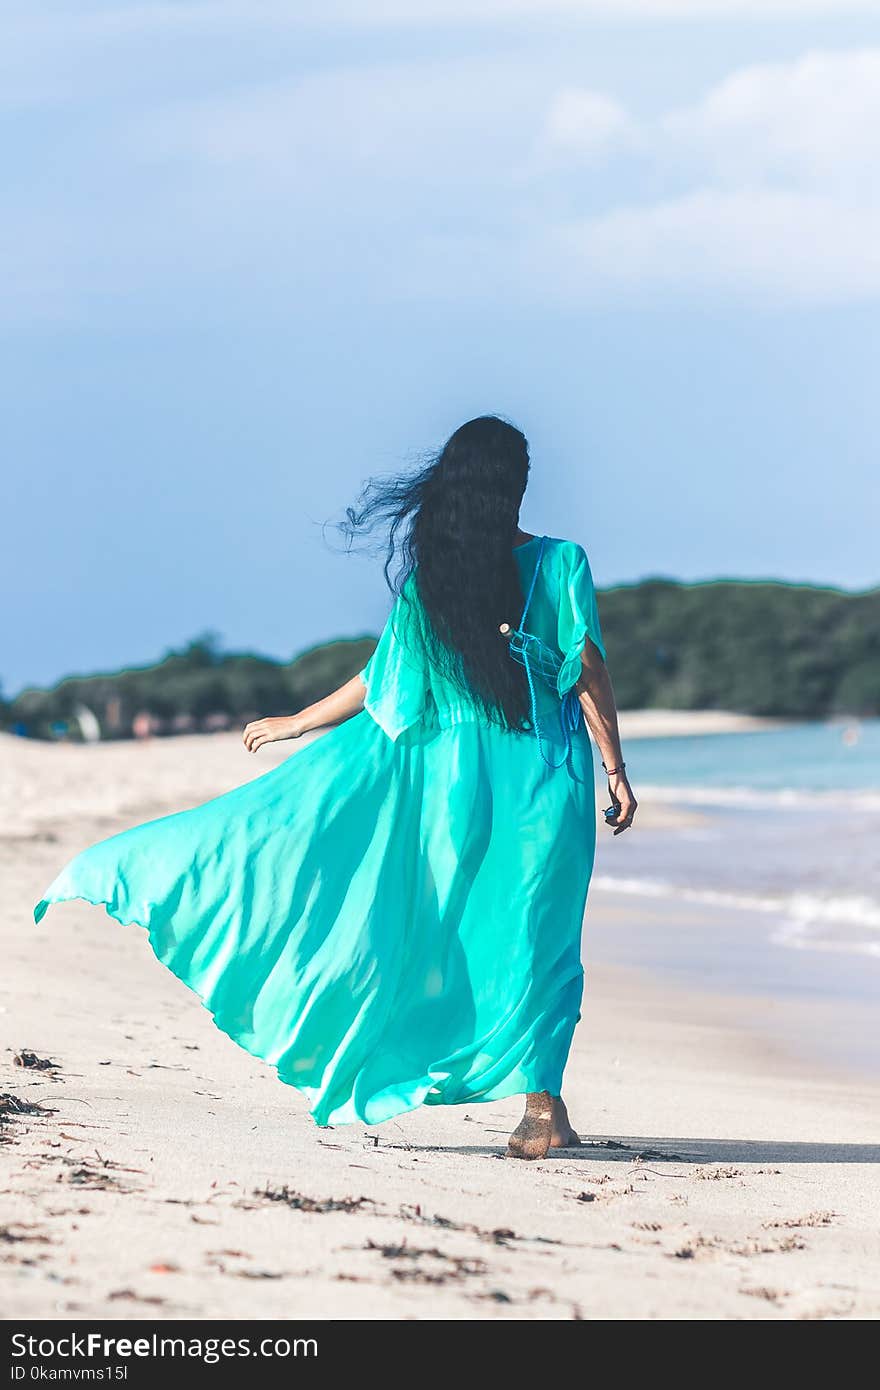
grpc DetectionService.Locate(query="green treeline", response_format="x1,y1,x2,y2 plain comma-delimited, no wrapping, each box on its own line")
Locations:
2,635,376,742
2,579,877,740
598,579,878,718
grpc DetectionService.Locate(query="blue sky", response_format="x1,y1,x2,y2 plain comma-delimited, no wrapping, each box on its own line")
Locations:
3,1,879,693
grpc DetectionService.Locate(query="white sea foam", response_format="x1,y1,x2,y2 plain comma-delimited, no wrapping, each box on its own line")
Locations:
591,874,880,959
634,784,880,812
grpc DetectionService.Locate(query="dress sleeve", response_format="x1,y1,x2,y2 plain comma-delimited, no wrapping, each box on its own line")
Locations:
555,542,606,697
359,578,429,741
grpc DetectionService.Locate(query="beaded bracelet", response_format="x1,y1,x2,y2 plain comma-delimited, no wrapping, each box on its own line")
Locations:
602,761,626,776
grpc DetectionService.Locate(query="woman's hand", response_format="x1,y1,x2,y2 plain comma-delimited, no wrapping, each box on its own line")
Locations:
604,770,638,835
242,715,303,754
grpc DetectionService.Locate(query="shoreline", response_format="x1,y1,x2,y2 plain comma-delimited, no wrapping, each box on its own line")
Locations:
617,709,785,739
1,707,790,761
0,717,781,836
586,890,880,1080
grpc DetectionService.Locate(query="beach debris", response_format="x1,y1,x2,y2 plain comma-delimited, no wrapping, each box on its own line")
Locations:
672,1236,719,1260
693,1166,745,1180
0,1223,54,1275
733,1234,806,1256
149,1262,181,1275
91,1149,146,1175
364,1239,488,1285
0,1092,54,1144
242,1186,551,1251
569,1181,634,1204
204,1250,286,1279
762,1212,837,1229
61,1167,121,1190
0,1092,53,1120
108,1289,166,1306
249,1184,375,1215
633,1147,686,1163
576,1137,687,1163
0,1223,51,1246
672,1231,807,1260
398,1204,551,1247
741,1286,788,1302
55,1151,145,1191
13,1049,60,1074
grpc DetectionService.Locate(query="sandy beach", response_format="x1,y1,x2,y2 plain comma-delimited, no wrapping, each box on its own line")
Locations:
2,730,879,1321
617,709,783,740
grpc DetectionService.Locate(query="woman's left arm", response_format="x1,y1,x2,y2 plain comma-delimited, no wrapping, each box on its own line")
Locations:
242,675,366,754
577,641,638,834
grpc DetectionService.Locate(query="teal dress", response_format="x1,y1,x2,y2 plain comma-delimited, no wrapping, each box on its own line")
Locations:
35,537,605,1127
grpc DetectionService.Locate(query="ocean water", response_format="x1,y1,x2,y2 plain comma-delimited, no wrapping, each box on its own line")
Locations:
592,719,880,968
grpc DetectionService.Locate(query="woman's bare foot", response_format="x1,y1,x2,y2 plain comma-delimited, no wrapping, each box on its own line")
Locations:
507,1091,554,1160
507,1093,581,1160
550,1096,581,1149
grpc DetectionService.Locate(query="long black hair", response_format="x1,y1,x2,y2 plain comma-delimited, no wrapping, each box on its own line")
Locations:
342,415,531,728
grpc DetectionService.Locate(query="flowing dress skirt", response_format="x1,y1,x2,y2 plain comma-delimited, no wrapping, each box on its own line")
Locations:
35,710,597,1126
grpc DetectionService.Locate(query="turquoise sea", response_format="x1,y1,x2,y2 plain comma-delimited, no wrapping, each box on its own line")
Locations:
590,721,880,1058
610,718,880,796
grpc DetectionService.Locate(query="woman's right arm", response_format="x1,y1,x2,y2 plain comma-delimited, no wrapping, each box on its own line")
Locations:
242,675,366,754
577,639,638,834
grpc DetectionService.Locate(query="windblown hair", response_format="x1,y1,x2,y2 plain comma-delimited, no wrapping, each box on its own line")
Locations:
342,416,532,728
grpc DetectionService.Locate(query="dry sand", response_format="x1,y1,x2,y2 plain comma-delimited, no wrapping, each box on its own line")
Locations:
2,731,879,1321
617,709,782,739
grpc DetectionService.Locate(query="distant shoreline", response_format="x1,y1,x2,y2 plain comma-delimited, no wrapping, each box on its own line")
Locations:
617,709,786,740
3,709,797,750
0,709,835,750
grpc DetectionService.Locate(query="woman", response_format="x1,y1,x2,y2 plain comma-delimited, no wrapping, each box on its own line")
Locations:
35,416,636,1161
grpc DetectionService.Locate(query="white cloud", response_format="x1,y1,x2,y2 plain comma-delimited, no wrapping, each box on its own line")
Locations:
665,48,880,195
387,188,880,309
559,190,880,301
5,10,880,317
523,47,880,302
543,89,635,163
134,54,537,190
541,48,880,190
110,44,880,307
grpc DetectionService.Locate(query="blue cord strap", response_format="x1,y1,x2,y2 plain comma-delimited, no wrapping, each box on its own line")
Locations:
507,537,580,769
